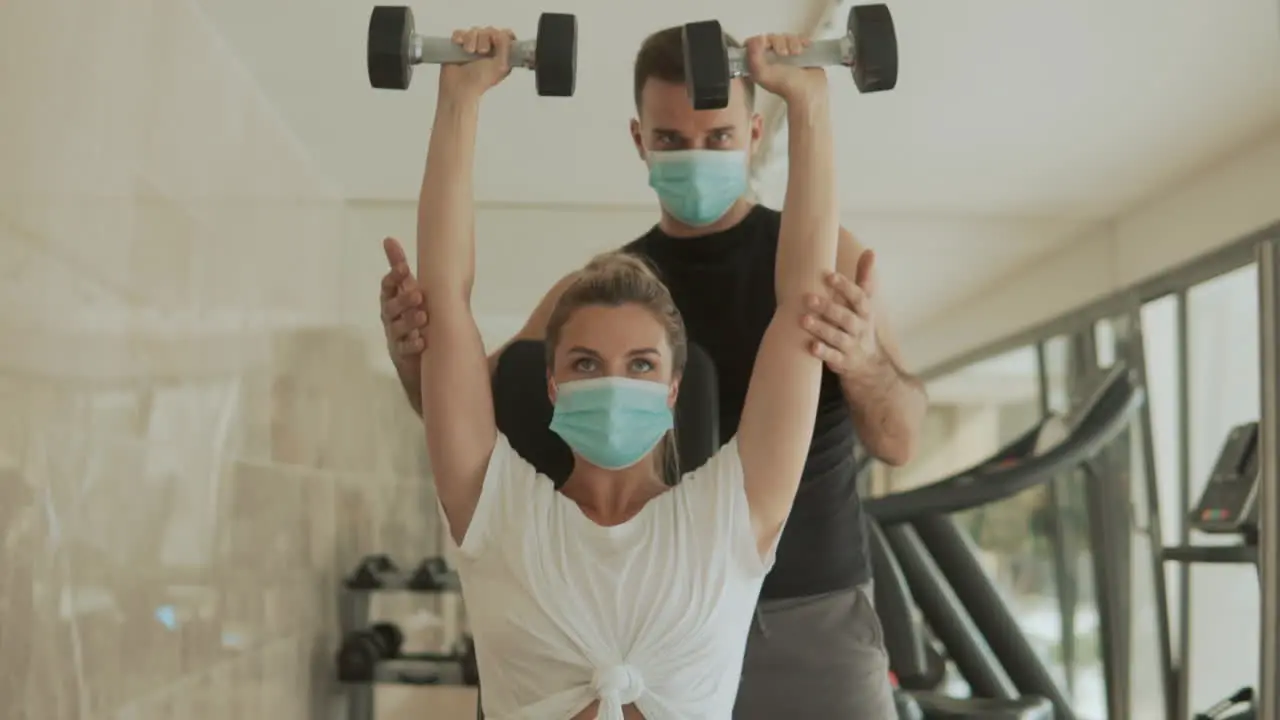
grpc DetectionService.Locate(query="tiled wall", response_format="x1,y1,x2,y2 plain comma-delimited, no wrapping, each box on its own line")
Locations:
0,1,459,718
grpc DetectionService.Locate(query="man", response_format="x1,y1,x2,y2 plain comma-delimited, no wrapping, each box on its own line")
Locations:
380,26,927,718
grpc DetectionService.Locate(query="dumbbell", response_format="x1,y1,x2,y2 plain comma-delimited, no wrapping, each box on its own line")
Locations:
370,622,405,657
681,4,898,110
335,622,405,683
367,7,577,96
407,556,460,591
345,554,400,590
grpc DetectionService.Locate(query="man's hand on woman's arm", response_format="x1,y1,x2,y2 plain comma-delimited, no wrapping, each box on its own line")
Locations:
381,237,428,414
798,233,927,466
379,237,583,418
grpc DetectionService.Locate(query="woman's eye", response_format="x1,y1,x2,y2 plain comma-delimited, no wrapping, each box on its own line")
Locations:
573,358,597,373
630,359,655,373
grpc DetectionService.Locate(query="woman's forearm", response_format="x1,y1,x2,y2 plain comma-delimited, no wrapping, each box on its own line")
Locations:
418,94,482,307
774,88,839,305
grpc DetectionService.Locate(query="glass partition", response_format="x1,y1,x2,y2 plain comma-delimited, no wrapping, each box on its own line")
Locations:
1184,264,1262,711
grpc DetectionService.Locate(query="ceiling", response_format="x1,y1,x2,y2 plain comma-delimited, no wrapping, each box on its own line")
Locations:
198,0,1280,332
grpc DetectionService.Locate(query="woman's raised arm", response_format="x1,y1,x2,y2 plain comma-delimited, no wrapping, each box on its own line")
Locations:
735,37,841,556
416,29,515,545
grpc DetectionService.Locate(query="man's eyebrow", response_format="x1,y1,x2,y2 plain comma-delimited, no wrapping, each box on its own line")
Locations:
650,126,736,136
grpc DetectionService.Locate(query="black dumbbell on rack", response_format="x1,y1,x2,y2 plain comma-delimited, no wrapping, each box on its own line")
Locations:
407,556,461,592
337,622,404,683
337,622,472,686
344,554,401,590
344,554,463,592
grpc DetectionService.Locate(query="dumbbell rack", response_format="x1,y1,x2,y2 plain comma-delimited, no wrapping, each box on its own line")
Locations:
337,555,478,720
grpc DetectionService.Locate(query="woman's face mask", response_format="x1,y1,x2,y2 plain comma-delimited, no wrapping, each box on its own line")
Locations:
548,377,674,470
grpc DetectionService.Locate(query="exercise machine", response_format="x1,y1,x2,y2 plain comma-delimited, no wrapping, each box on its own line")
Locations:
1164,421,1262,720
866,363,1145,720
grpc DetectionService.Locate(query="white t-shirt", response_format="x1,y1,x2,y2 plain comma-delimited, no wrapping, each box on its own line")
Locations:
441,432,777,720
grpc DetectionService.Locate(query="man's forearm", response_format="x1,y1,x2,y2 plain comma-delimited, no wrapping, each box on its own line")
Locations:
395,359,425,417
842,355,927,466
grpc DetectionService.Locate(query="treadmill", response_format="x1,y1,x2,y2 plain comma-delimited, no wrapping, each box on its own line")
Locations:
1166,420,1262,720
865,363,1145,720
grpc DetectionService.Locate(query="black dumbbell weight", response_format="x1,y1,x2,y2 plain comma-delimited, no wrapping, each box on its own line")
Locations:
370,621,405,658
345,554,400,590
407,556,460,591
335,624,403,681
338,625,451,686
337,629,390,683
367,6,577,96
681,4,898,110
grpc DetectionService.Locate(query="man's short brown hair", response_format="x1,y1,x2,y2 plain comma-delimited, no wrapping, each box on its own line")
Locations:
632,26,755,111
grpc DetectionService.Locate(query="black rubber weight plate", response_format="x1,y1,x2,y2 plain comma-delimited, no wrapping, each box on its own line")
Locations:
368,6,414,90
534,13,577,97
848,3,897,93
682,20,731,110
371,623,403,657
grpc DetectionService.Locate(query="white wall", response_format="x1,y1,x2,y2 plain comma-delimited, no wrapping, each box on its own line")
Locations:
903,127,1280,371
0,0,346,378
340,200,664,355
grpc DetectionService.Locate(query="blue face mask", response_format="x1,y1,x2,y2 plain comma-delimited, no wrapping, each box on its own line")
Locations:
647,149,748,227
549,377,674,471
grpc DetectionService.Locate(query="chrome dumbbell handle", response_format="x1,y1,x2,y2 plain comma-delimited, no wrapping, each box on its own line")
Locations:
410,35,537,70
725,35,854,78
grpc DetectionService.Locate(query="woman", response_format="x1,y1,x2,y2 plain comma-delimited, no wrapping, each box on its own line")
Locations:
417,26,838,720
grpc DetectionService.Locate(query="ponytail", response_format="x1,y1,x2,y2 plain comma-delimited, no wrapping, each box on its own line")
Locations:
660,428,681,486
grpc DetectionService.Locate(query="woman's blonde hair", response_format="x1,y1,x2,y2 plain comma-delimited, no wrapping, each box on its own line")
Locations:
545,252,688,485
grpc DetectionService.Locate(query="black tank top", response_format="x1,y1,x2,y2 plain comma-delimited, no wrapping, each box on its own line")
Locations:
623,205,871,599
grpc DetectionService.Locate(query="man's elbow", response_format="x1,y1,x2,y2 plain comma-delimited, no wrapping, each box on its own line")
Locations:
861,405,924,466
869,433,916,467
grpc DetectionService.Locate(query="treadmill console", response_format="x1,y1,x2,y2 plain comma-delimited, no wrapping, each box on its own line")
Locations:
1189,421,1260,536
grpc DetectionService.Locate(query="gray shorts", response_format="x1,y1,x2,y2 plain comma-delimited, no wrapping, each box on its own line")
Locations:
734,584,897,720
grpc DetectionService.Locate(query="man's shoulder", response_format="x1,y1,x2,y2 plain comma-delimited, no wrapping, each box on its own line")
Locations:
752,203,782,219
734,203,782,240
620,226,661,256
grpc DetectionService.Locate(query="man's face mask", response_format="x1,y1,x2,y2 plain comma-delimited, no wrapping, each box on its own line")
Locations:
646,149,748,227
549,377,674,470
